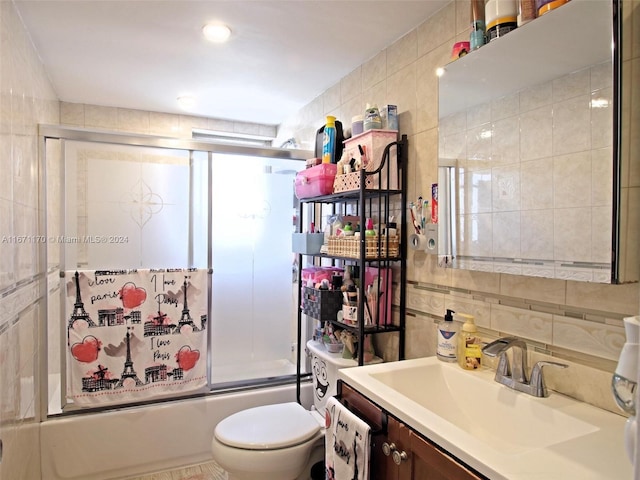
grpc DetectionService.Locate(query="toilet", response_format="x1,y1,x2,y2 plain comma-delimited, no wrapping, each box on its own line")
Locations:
211,339,378,480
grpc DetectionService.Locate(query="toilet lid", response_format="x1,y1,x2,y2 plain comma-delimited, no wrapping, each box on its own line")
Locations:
215,402,321,450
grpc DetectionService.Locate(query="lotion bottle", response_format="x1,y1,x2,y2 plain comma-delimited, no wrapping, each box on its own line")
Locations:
458,313,482,370
436,309,458,362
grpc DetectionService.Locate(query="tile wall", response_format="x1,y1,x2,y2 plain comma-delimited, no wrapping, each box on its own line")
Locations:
276,0,640,414
58,102,277,140
0,1,59,478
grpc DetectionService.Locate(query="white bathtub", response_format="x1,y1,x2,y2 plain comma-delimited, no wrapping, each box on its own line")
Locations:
40,382,313,480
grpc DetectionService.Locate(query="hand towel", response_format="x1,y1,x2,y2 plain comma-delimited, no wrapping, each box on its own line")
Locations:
325,396,371,480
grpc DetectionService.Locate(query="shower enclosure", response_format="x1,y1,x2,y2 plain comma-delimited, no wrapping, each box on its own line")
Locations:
41,126,310,415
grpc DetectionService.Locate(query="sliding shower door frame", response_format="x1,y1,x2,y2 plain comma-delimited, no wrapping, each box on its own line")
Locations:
38,124,311,418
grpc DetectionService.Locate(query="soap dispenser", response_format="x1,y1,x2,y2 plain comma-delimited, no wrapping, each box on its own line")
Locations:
458,313,482,370
437,309,458,362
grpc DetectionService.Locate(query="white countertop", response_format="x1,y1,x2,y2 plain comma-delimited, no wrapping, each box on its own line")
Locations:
338,357,632,479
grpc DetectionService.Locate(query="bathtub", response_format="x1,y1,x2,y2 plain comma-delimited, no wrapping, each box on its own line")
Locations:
40,382,313,480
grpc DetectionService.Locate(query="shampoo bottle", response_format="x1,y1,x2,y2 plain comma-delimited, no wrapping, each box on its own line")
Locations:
322,115,337,164
458,313,482,370
437,309,459,362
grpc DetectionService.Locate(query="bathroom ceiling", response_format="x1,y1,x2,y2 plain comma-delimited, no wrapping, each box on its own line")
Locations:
15,1,447,127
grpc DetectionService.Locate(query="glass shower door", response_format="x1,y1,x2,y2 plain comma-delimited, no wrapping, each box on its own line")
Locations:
44,128,309,414
209,154,303,385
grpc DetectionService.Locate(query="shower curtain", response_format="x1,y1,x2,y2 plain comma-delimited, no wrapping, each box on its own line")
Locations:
65,268,208,407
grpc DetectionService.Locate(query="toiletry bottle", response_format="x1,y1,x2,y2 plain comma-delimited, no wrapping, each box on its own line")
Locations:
363,104,382,131
458,313,482,370
322,115,337,164
437,309,458,362
470,0,486,50
517,0,536,26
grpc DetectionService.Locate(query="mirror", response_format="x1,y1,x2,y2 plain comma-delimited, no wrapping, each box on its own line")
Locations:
437,0,619,283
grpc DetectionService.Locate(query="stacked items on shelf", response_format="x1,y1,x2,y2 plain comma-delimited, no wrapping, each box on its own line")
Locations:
293,114,407,370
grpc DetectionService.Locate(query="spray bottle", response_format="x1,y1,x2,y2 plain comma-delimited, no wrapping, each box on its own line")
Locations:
322,115,337,164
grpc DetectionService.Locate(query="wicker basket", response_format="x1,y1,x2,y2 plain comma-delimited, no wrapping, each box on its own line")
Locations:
327,235,399,259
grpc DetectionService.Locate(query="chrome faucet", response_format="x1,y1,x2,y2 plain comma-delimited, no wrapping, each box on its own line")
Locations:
482,336,568,397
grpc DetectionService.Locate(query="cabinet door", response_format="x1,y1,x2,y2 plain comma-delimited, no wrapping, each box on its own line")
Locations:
339,383,389,480
373,414,411,480
408,431,483,480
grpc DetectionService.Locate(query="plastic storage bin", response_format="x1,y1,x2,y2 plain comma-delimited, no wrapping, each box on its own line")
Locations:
292,233,324,254
335,129,399,191
294,163,337,199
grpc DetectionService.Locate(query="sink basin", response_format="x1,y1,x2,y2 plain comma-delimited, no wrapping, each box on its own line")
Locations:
369,361,598,455
338,356,630,480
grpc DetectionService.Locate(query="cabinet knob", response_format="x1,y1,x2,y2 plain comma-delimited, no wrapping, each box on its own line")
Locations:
382,442,396,456
392,449,408,465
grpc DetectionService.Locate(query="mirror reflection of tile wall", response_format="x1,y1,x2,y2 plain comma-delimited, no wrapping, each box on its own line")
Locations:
439,60,613,282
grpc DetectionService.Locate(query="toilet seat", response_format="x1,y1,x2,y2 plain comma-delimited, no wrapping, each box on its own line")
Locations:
214,402,321,450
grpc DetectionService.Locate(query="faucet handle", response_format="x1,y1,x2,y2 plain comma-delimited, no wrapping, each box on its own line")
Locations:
482,337,528,383
530,361,568,397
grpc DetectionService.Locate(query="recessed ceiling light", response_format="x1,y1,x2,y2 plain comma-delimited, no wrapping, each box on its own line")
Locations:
177,95,196,109
202,23,231,43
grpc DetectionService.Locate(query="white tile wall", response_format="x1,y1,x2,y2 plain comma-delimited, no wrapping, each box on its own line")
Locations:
0,1,59,478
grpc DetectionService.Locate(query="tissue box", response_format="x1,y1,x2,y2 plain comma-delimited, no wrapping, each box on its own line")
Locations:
292,233,324,255
294,163,337,199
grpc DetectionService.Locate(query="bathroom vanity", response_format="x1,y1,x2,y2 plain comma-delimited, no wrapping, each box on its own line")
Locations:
338,381,484,479
337,357,632,480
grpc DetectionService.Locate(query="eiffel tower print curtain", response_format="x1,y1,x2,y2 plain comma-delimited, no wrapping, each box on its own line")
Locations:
65,268,208,407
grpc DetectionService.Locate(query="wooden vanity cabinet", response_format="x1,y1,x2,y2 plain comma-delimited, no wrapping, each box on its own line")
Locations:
408,430,483,480
338,381,485,480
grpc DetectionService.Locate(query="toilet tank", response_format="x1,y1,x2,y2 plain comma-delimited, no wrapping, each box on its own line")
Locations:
306,340,382,414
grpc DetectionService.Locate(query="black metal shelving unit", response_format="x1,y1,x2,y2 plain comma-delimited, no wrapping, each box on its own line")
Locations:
295,134,408,403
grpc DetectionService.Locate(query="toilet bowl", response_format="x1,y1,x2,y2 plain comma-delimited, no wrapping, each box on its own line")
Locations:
211,402,325,480
211,340,381,479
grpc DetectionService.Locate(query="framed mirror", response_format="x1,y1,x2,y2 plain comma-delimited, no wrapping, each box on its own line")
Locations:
437,0,620,283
